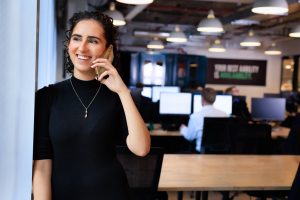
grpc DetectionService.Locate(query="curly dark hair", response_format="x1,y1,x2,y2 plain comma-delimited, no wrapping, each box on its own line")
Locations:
64,11,119,74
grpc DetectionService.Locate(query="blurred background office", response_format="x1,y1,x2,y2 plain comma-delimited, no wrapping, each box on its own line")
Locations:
2,0,300,199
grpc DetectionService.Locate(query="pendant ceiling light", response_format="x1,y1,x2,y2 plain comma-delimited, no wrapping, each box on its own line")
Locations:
240,30,261,47
251,0,289,15
197,10,224,33
264,43,282,55
289,25,300,37
104,3,126,26
208,39,226,52
147,38,164,49
116,0,153,4
166,26,187,43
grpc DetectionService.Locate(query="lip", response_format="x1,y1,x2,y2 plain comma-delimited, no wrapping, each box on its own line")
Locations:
76,54,92,61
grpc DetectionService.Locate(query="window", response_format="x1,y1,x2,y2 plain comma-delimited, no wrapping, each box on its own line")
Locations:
142,60,165,85
281,58,294,91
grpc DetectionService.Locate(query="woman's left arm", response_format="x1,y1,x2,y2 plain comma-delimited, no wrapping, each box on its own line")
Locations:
118,89,151,156
91,58,150,156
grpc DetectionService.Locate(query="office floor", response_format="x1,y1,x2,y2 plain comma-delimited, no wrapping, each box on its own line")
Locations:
167,191,278,200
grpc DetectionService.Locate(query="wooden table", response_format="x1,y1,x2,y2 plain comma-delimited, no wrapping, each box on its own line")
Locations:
159,154,300,191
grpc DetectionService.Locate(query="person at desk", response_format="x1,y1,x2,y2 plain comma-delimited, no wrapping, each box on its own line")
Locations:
32,11,150,200
225,86,252,123
180,88,227,153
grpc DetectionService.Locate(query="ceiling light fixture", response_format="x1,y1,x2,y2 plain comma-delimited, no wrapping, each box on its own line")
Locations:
289,25,300,37
133,30,170,38
251,0,289,15
166,26,187,43
231,19,259,26
264,43,282,55
240,30,261,47
147,38,164,49
197,10,224,33
209,39,226,52
104,2,126,26
116,0,153,4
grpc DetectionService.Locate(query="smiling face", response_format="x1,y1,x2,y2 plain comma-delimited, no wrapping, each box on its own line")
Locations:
68,19,107,80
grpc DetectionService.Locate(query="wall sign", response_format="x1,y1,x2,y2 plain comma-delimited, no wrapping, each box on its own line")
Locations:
206,58,267,86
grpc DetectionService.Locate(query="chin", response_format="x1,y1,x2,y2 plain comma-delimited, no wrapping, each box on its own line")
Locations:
74,64,90,70
75,66,94,74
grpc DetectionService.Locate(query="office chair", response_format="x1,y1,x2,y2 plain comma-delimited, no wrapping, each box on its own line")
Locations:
232,124,289,200
197,117,236,200
201,117,235,154
289,163,300,200
232,123,272,155
283,124,300,155
116,146,164,200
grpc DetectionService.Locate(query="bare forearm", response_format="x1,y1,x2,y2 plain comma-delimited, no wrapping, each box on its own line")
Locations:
118,89,150,156
32,160,52,200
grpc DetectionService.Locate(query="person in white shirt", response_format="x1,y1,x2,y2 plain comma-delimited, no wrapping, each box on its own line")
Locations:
180,88,227,152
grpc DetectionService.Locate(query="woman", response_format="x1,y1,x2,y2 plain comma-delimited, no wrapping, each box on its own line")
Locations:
32,11,150,200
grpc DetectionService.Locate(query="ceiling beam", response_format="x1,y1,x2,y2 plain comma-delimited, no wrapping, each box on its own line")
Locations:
125,4,149,21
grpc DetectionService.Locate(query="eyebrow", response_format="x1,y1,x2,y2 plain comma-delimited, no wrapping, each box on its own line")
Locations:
71,34,101,41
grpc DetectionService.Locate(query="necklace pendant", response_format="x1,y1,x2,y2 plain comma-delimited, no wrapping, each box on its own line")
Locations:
70,79,101,119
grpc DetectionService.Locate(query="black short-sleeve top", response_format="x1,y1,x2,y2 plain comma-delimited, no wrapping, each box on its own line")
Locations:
33,76,129,199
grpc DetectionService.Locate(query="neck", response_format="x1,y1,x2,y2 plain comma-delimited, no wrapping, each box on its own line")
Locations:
73,70,96,81
202,101,212,106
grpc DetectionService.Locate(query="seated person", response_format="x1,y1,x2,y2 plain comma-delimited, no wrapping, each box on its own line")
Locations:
180,87,227,153
224,86,240,96
225,86,252,122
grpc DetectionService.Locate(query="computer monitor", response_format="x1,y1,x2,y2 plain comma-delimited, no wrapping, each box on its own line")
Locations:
251,97,286,121
152,86,180,102
141,87,152,98
159,92,192,115
193,94,232,116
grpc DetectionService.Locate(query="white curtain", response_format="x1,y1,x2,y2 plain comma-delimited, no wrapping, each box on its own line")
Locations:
0,0,38,199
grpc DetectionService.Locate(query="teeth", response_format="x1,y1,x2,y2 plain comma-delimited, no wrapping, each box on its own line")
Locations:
77,55,90,60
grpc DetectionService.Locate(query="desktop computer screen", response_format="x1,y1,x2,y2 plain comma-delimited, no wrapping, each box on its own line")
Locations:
251,97,286,121
193,94,232,116
159,92,192,115
141,87,152,98
152,86,180,102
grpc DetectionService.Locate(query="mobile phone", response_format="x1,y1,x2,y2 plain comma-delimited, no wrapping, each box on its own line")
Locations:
95,44,114,78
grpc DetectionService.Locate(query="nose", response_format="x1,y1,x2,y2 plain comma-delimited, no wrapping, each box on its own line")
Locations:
78,40,88,52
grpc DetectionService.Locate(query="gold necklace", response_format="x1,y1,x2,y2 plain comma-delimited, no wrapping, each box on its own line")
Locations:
69,79,102,118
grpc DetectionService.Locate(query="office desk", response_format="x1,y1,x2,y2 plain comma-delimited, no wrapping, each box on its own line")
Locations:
151,128,290,139
150,129,181,137
159,154,300,191
272,127,290,139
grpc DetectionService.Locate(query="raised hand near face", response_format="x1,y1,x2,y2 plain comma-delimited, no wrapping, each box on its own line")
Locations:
91,50,128,95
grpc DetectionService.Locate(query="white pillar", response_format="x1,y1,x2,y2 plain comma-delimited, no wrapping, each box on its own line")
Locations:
0,0,38,199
